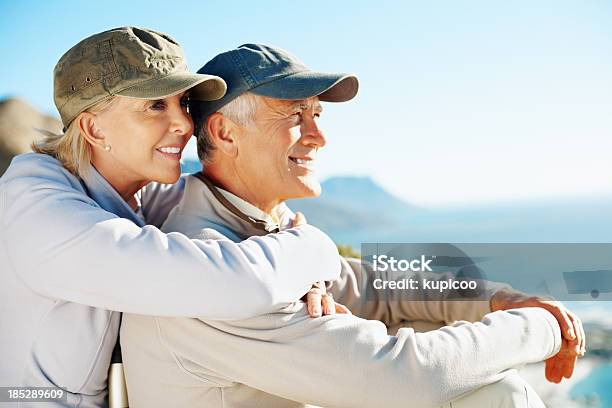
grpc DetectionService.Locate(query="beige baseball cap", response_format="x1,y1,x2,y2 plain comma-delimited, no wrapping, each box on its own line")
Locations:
53,26,227,128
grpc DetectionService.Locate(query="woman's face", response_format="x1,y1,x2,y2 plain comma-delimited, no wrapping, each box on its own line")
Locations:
93,92,193,187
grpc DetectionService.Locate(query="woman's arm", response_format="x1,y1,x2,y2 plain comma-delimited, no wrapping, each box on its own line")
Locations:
0,154,340,319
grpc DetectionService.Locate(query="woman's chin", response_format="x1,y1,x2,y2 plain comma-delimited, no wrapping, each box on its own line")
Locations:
152,168,181,185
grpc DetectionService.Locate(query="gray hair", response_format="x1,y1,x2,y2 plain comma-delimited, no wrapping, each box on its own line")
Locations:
196,92,262,164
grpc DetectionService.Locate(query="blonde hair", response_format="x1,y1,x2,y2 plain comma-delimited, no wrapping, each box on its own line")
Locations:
32,98,116,178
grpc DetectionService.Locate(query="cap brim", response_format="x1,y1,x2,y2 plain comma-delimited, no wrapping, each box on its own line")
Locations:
250,71,359,102
115,72,227,101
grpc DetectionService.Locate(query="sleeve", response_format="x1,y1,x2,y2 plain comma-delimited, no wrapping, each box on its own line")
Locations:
139,177,187,228
150,306,561,408
0,167,341,320
330,257,510,325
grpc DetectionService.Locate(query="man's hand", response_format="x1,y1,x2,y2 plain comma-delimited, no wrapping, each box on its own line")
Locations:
292,212,352,317
545,338,579,383
490,289,585,383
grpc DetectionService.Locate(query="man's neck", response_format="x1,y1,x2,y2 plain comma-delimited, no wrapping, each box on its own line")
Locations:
204,165,279,215
192,172,290,233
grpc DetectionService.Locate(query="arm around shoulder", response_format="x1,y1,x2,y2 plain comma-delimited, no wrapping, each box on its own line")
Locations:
0,154,340,319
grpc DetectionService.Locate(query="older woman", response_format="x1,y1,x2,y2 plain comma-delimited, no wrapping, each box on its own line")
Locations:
0,27,341,407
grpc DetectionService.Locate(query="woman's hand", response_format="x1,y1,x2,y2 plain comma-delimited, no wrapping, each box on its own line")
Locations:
292,212,351,317
304,281,352,317
291,211,307,228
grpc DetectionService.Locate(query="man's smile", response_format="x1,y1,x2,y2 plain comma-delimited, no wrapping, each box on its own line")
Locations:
288,156,315,170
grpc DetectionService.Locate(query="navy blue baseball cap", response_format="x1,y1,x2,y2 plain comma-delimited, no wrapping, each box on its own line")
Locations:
192,43,359,118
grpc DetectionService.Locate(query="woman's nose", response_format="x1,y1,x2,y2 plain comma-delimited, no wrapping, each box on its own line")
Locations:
170,103,194,136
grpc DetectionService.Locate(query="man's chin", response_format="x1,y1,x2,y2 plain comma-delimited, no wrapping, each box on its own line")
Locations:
299,183,322,199
286,180,321,200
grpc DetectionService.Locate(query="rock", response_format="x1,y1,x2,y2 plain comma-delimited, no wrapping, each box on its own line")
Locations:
0,98,62,175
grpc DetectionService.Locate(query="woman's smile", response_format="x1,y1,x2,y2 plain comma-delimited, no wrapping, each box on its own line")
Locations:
155,145,184,161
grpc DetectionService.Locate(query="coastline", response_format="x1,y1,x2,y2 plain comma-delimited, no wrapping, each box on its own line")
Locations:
518,357,604,407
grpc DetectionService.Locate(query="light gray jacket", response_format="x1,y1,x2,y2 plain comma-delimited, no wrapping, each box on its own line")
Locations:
0,154,341,407
121,175,562,408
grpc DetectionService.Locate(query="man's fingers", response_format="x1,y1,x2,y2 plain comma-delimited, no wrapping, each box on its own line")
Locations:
291,211,307,228
543,304,575,341
579,317,586,355
551,355,563,383
562,355,577,379
545,358,556,383
335,302,352,315
322,293,335,315
545,359,552,382
569,313,586,355
548,351,565,384
558,308,576,341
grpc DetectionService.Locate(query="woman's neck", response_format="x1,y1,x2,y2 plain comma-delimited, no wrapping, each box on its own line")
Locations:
90,159,146,209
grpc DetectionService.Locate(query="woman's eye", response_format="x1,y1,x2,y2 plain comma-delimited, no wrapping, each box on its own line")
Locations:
149,100,166,111
180,97,191,113
314,112,321,118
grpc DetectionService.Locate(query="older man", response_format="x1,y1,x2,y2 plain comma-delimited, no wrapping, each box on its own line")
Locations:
121,44,582,408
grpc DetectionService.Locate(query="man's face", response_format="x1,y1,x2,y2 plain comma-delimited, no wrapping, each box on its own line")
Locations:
233,96,326,204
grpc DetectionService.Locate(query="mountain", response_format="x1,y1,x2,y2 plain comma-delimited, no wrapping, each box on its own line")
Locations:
181,160,612,248
289,176,422,240
0,98,62,174
292,177,612,247
308,176,422,218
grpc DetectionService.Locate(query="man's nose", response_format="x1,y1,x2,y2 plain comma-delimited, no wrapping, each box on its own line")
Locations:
301,115,326,148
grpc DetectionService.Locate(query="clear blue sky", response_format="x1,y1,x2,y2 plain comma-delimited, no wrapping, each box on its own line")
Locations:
2,0,612,205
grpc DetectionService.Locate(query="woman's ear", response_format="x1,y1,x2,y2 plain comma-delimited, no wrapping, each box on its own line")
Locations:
78,112,107,151
207,113,238,158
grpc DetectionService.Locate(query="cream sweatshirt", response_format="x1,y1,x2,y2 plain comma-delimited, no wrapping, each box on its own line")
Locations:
121,175,562,408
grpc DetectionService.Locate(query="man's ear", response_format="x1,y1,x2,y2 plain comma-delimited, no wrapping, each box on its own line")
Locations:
207,113,238,158
78,112,106,150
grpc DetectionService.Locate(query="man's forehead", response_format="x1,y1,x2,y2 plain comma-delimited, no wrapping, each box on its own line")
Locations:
266,97,322,110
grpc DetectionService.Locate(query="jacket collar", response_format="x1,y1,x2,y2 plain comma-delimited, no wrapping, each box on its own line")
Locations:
80,166,145,228
216,188,283,231
191,172,293,236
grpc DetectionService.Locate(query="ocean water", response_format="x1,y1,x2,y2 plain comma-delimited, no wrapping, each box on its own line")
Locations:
570,364,612,407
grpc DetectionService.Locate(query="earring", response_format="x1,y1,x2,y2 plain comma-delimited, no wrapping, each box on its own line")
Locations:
104,145,111,152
